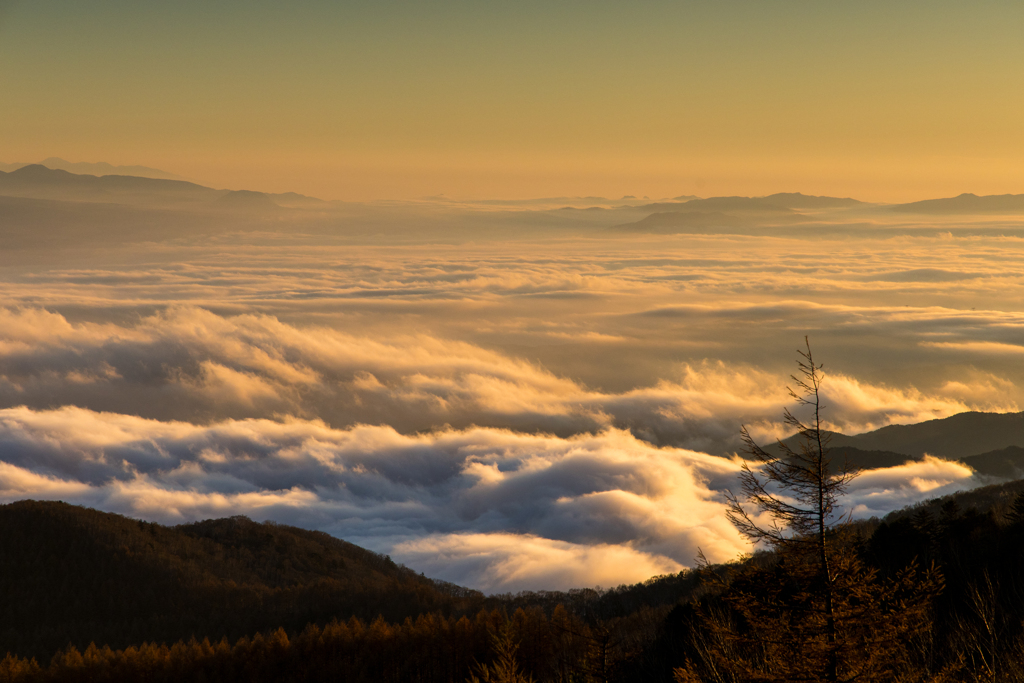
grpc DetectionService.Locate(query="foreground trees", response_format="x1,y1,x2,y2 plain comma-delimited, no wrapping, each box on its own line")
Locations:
675,339,945,683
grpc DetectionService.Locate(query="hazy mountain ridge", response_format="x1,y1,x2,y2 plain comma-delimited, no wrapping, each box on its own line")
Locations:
0,157,187,181
613,192,867,234
0,164,224,206
891,192,1024,214
0,164,321,209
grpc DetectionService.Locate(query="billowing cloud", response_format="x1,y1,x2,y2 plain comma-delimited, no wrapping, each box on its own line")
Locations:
847,456,978,517
392,534,685,594
0,405,987,591
0,201,1021,591
0,307,1009,457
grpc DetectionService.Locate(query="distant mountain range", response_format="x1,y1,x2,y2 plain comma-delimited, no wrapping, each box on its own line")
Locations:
891,193,1024,214
4,166,1024,218
0,157,187,181
0,164,322,209
635,193,862,214
614,193,861,233
613,190,1024,234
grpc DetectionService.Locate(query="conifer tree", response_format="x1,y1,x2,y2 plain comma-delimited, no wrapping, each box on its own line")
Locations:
467,618,536,683
676,339,946,683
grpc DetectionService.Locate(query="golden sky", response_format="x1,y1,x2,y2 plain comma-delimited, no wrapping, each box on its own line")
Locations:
3,1,1024,201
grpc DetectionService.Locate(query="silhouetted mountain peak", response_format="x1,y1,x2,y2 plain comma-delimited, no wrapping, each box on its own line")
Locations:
9,163,78,179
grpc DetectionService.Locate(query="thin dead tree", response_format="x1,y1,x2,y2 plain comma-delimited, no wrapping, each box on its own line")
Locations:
725,337,857,681
676,339,947,683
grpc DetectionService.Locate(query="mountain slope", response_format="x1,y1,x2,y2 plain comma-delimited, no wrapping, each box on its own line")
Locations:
0,501,479,660
831,411,1024,459
0,165,322,209
0,164,219,206
771,411,1024,463
0,158,186,180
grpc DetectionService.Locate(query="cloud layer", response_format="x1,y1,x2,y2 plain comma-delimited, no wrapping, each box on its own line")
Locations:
0,306,1004,455
0,203,1021,590
0,406,981,591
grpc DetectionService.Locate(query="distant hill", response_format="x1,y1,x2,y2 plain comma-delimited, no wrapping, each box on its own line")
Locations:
767,411,1024,477
828,411,1024,459
637,194,861,213
957,445,1024,479
0,157,188,181
891,192,1024,214
0,164,220,205
0,165,323,212
613,194,861,234
0,501,479,661
760,192,863,209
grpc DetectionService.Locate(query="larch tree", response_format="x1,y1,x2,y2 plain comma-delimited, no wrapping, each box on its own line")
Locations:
675,339,947,683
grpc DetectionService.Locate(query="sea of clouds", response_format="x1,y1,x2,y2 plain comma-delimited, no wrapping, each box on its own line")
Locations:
0,204,1021,590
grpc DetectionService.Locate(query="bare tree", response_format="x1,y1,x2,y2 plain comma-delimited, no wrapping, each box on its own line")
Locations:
725,337,856,681
676,339,947,683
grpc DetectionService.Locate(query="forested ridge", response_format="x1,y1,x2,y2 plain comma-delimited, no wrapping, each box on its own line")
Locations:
4,479,1024,682
0,501,479,662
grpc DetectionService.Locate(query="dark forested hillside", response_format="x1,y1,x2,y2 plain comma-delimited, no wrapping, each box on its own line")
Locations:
0,501,480,661
9,480,1024,682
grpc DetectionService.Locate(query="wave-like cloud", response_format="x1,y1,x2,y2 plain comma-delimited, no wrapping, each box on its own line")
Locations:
0,307,1006,456
0,405,982,591
1,205,1022,593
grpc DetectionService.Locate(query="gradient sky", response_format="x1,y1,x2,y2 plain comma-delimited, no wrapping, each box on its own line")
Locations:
3,0,1024,200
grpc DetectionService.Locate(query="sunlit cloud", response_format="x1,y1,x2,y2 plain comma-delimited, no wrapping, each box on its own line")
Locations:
847,456,978,518
0,307,1010,457
922,341,1024,355
0,404,993,591
0,198,1022,591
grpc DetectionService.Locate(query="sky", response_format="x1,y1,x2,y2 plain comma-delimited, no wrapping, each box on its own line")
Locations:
3,1,1024,201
